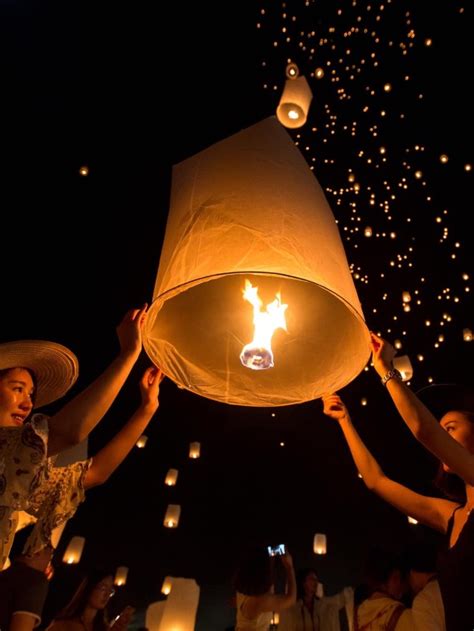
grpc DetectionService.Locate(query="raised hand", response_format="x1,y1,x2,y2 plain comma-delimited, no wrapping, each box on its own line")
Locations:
369,331,396,377
116,305,149,359
139,366,165,414
322,393,350,423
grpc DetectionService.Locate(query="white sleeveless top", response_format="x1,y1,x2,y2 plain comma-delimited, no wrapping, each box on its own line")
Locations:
235,592,273,631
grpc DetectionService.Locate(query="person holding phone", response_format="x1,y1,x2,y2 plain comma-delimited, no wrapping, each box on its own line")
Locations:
233,544,296,630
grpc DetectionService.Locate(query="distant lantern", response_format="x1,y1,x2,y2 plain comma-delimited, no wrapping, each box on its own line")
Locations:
314,67,324,79
393,355,413,381
402,291,411,303
189,442,201,459
143,118,370,407
276,75,313,129
136,435,148,448
463,328,473,342
162,576,173,595
79,165,89,176
364,226,373,237
408,516,418,524
164,504,181,528
440,154,449,164
63,536,85,564
313,533,327,555
394,339,402,349
114,566,129,586
285,62,299,79
165,468,179,486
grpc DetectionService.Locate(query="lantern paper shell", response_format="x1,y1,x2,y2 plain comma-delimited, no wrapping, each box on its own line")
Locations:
276,76,313,129
154,578,200,631
313,533,327,555
164,504,181,528
114,566,129,586
63,536,85,564
161,576,173,595
144,117,370,407
189,442,200,459
165,468,179,486
393,355,413,381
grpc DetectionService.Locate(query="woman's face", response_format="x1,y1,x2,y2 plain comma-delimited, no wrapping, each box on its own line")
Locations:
88,575,115,610
440,411,474,471
0,368,34,427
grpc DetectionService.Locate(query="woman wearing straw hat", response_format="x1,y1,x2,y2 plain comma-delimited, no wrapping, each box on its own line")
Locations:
322,332,474,631
0,305,149,569
0,363,164,631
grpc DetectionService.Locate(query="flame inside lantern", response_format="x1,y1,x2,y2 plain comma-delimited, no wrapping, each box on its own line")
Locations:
240,280,288,370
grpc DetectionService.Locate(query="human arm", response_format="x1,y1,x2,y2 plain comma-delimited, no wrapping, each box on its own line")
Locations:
47,306,148,457
244,553,297,617
371,331,474,486
322,393,456,532
84,367,164,489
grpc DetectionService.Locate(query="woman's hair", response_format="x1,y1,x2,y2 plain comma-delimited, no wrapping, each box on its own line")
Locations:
0,366,37,406
233,545,274,596
296,567,318,600
434,409,474,502
53,568,113,631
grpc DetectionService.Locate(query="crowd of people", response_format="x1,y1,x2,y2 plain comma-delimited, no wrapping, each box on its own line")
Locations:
0,309,472,630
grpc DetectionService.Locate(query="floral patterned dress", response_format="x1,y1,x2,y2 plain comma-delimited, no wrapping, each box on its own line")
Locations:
0,414,91,568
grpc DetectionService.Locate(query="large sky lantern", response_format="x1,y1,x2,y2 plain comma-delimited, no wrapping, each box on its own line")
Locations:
144,117,370,406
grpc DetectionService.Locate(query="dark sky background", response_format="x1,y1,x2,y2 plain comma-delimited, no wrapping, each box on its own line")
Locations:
1,1,473,629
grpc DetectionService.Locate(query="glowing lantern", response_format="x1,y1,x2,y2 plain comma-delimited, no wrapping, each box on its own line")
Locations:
463,328,473,342
146,601,165,631
161,576,173,595
313,533,327,555
408,516,418,524
136,435,148,448
393,355,413,381
271,612,280,625
164,504,181,528
154,578,200,631
364,226,373,237
165,468,178,486
402,291,411,303
143,117,370,406
62,536,85,564
276,72,313,129
189,442,200,459
114,566,129,586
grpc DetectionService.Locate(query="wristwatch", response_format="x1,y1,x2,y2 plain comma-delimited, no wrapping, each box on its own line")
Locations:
381,368,402,386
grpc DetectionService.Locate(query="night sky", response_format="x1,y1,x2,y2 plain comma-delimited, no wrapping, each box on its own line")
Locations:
1,1,473,629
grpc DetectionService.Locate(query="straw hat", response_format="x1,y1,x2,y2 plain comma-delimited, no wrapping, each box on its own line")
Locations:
416,383,474,419
0,340,79,408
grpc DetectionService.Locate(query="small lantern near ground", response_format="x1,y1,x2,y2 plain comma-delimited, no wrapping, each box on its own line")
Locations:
164,504,181,528
114,566,129,586
313,533,327,555
63,536,85,564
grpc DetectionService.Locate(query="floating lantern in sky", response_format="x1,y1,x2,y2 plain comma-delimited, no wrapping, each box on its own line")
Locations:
136,435,148,448
276,64,313,129
165,468,179,486
393,355,413,381
144,117,370,406
313,533,327,555
463,328,473,342
189,442,200,459
164,504,181,528
114,566,129,586
161,576,173,595
63,536,85,564
153,578,200,631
